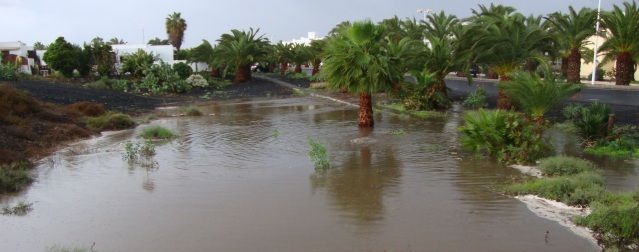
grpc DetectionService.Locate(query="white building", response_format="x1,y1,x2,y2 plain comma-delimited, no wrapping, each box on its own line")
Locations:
282,32,323,46
0,41,39,74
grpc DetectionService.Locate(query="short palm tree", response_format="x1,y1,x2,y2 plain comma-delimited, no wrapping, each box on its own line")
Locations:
217,28,270,83
273,42,293,76
468,5,550,108
500,71,581,124
165,12,187,51
291,43,310,73
309,39,326,75
323,21,403,128
546,7,596,83
600,1,639,85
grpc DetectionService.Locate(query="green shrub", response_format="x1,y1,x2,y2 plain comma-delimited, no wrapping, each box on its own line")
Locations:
173,62,193,79
123,140,156,162
463,87,487,109
140,126,175,140
0,161,33,193
564,102,611,141
399,71,450,110
85,112,136,131
562,103,582,121
459,109,550,164
121,49,156,82
111,79,130,92
538,156,596,176
140,62,192,94
185,74,209,88
0,63,18,81
506,172,606,206
182,106,203,116
575,193,639,249
84,77,110,90
308,138,330,170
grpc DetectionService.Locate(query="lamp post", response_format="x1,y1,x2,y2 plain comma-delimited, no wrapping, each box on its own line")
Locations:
591,0,602,85
417,8,432,46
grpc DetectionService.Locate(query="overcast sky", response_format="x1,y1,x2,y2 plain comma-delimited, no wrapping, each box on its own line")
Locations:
0,0,624,48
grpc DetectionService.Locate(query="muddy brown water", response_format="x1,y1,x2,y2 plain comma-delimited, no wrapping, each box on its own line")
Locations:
1,97,636,251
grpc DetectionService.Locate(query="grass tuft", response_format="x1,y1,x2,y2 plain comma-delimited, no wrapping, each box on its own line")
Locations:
140,126,175,140
0,161,34,194
538,156,596,176
308,138,330,170
506,172,606,207
182,106,203,116
85,112,135,131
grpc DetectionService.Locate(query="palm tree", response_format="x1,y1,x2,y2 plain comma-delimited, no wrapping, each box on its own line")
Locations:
273,42,293,76
148,37,171,45
291,43,310,73
424,11,460,40
600,1,639,85
309,39,326,76
165,12,187,51
107,37,126,45
323,21,404,128
546,7,596,83
500,71,581,124
467,4,550,109
217,28,270,83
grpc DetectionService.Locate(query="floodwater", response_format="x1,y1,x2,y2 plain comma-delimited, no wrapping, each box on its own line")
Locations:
2,96,635,251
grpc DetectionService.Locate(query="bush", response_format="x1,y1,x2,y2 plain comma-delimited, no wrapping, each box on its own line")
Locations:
459,109,550,164
185,74,209,88
0,161,33,193
43,37,88,77
111,79,130,92
85,112,136,131
308,138,330,170
463,87,487,109
121,49,156,82
564,102,611,141
83,78,110,90
0,63,18,81
399,71,450,110
140,126,175,140
173,62,193,79
538,156,596,176
506,172,606,206
140,62,192,94
575,193,639,249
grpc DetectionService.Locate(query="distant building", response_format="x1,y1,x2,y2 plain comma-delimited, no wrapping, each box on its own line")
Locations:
580,34,639,81
282,32,323,46
0,41,40,74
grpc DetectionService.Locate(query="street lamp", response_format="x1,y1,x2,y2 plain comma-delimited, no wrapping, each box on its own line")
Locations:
417,9,432,45
591,0,602,85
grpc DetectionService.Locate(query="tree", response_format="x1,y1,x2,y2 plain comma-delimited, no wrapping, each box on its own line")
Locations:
148,37,170,45
107,37,126,45
309,39,326,75
273,42,293,76
546,7,596,83
290,43,310,73
33,42,47,50
121,49,156,82
216,28,270,83
166,12,187,51
85,37,115,77
323,21,405,128
43,37,85,77
466,4,550,109
500,71,581,124
600,1,639,85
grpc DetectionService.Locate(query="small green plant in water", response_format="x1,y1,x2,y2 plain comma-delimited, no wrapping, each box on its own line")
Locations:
308,138,330,170
182,106,203,116
463,87,487,109
272,129,280,138
2,201,33,216
388,129,407,136
123,140,156,162
140,126,175,140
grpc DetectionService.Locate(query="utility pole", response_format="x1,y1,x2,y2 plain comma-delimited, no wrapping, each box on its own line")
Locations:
591,0,602,85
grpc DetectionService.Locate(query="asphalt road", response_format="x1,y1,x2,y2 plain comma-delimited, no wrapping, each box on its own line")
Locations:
446,79,639,125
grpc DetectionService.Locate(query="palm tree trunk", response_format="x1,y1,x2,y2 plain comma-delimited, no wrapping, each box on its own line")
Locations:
211,68,220,78
616,52,633,86
561,57,569,78
566,48,581,84
294,64,302,73
268,63,275,73
234,65,251,83
487,69,499,79
312,60,321,76
497,75,512,109
280,63,288,76
358,92,374,128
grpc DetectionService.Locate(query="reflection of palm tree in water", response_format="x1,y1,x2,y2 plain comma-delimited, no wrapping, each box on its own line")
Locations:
311,129,401,224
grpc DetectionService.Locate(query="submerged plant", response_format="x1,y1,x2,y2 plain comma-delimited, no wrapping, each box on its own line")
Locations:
463,87,487,109
123,140,156,162
182,106,203,116
308,138,330,170
0,161,34,193
2,201,33,216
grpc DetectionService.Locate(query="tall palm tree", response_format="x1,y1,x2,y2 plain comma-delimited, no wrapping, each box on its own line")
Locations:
309,39,326,75
467,4,550,108
217,28,270,83
600,1,639,85
165,12,187,51
546,7,596,83
273,42,293,76
424,11,459,40
291,43,310,73
323,21,404,128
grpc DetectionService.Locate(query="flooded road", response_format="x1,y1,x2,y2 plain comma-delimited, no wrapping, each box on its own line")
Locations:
2,97,632,251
